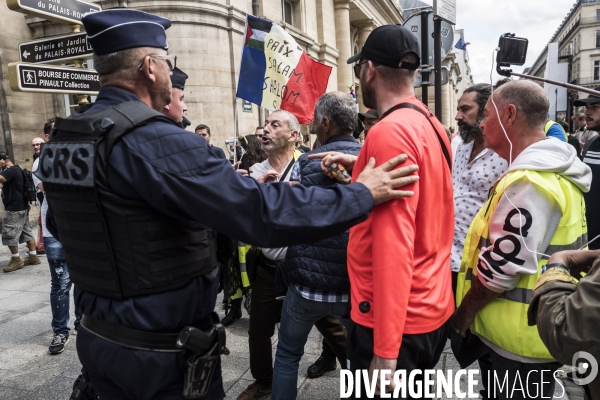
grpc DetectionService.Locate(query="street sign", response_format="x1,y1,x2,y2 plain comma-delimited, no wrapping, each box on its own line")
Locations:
19,32,92,64
403,12,454,65
414,66,449,87
433,0,456,25
242,100,253,113
8,63,99,95
7,0,101,25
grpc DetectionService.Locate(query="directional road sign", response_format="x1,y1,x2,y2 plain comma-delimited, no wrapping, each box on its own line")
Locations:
8,63,99,95
7,0,101,25
19,32,92,64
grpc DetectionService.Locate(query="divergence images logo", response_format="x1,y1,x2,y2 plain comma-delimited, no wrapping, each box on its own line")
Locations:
572,351,598,386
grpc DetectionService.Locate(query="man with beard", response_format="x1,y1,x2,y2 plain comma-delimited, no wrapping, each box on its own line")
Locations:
345,25,455,396
451,84,507,399
573,87,600,250
452,84,508,289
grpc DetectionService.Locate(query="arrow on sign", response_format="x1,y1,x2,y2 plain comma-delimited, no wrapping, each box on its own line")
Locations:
22,51,30,59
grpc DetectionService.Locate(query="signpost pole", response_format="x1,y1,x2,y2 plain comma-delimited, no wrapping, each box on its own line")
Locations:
420,11,430,107
71,22,89,106
434,17,442,122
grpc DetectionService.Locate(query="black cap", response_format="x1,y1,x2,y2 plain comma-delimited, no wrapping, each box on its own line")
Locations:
82,9,171,56
0,152,7,160
347,25,420,70
573,85,600,106
171,68,188,90
358,109,379,122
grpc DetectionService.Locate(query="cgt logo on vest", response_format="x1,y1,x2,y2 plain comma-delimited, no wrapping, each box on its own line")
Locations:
36,142,95,188
479,208,532,282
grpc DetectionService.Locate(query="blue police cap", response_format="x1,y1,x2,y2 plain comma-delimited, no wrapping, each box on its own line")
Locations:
82,9,171,56
171,68,188,90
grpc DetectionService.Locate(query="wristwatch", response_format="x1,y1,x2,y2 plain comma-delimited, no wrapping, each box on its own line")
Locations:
541,263,570,274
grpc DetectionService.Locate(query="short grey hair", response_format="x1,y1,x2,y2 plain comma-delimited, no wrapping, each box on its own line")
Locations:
272,110,300,134
314,92,356,135
93,47,153,83
495,80,549,129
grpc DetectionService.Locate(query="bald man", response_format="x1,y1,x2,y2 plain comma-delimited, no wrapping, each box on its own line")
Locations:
453,80,591,399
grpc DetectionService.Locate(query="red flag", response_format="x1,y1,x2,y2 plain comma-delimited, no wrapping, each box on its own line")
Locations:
280,52,332,124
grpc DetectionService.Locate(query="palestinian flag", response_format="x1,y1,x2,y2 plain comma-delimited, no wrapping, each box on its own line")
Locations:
236,15,332,124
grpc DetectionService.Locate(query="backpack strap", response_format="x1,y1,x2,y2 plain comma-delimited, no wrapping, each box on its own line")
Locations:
52,101,178,189
96,101,176,158
379,103,452,171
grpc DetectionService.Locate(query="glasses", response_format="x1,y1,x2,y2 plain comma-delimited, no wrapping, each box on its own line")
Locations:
138,54,177,71
353,60,369,79
353,60,380,79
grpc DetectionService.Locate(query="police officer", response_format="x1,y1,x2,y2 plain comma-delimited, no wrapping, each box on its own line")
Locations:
39,9,418,400
162,67,191,129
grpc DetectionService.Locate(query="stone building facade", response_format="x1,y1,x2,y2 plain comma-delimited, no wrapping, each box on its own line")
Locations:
0,0,403,164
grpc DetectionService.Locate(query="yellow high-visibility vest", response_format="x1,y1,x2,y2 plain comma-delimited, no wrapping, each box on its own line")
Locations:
457,169,587,359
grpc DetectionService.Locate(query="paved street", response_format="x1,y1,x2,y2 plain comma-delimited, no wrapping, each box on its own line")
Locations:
0,228,584,399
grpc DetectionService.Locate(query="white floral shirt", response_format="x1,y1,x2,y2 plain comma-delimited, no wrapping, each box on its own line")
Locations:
451,141,508,272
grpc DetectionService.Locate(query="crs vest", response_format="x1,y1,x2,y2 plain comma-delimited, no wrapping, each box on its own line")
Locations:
456,170,587,359
38,101,218,299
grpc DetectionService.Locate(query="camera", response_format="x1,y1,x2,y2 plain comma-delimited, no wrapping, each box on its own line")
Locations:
496,33,528,77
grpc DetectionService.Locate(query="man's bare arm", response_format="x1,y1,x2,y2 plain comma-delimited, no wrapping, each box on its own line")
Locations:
452,277,500,336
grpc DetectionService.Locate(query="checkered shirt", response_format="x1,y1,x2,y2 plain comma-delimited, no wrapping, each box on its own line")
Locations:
294,284,349,303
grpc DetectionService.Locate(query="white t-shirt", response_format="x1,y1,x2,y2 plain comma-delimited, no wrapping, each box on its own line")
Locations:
32,158,52,238
249,157,295,261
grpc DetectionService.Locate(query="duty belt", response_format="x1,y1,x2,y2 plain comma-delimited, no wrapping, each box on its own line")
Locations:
81,315,183,352
81,313,228,355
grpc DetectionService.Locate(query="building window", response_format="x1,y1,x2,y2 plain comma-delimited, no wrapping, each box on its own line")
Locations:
595,61,600,82
597,30,600,48
596,9,600,22
282,0,294,25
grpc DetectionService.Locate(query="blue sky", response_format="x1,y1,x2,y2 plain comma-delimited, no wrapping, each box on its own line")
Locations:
416,0,578,84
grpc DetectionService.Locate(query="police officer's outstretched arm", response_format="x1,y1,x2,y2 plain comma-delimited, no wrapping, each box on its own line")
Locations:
107,130,415,249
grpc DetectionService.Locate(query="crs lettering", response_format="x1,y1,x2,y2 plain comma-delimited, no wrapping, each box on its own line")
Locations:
479,208,532,281
36,142,95,188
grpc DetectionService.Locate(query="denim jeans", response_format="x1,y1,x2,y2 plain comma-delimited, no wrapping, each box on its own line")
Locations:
44,237,80,336
272,285,350,400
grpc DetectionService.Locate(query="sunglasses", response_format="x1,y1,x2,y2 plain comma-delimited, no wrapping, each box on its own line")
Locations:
353,60,380,79
138,54,177,71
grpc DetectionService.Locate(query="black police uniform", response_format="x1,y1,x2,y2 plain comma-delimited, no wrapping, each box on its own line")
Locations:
43,85,374,399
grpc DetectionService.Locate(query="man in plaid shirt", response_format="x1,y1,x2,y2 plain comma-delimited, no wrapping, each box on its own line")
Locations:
271,93,368,399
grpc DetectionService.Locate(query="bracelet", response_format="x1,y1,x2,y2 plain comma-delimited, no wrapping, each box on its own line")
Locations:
542,263,570,274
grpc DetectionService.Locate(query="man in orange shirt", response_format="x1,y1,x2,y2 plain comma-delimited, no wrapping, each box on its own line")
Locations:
346,25,455,396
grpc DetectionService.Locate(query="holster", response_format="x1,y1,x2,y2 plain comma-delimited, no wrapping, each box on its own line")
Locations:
177,312,229,399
